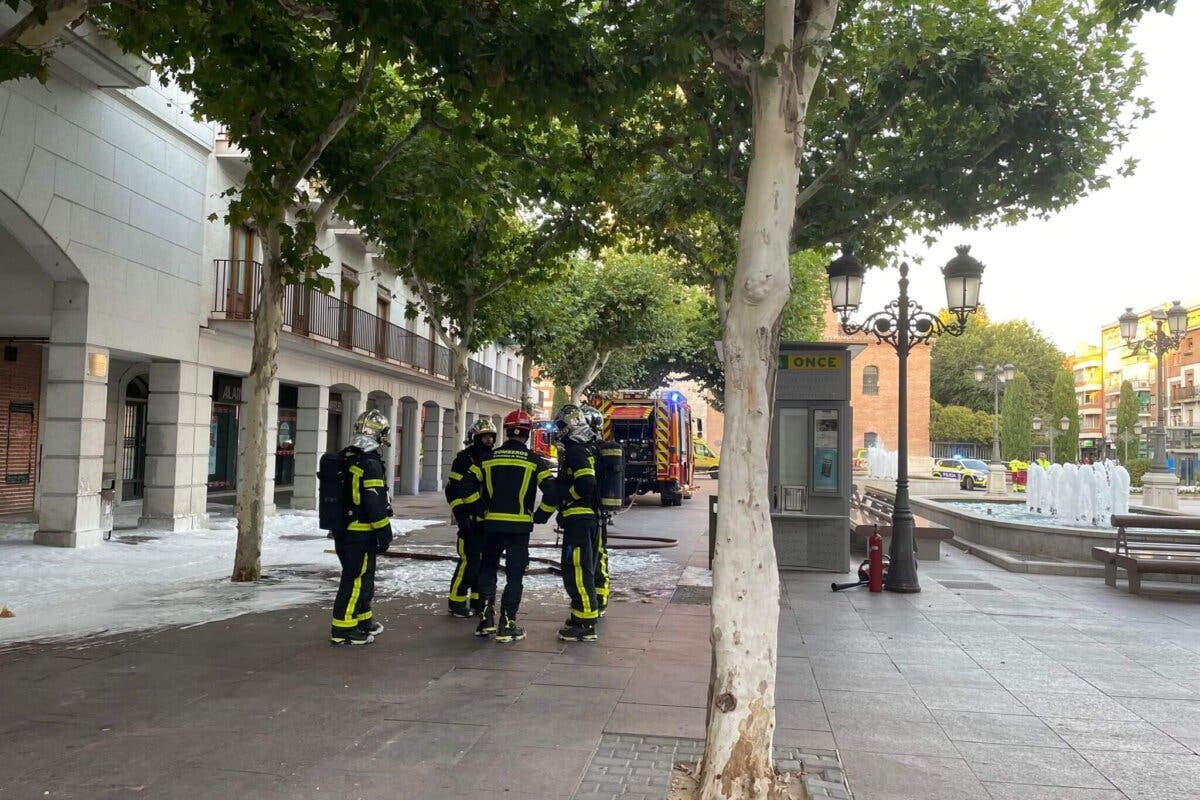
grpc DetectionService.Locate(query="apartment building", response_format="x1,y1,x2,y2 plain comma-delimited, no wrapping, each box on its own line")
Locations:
0,24,523,545
1071,303,1200,483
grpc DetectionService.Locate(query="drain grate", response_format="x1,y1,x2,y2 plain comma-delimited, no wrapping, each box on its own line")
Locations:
671,585,713,605
110,534,161,545
937,579,1001,591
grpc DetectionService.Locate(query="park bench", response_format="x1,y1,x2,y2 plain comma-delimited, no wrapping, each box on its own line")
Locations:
850,486,954,561
1092,514,1200,594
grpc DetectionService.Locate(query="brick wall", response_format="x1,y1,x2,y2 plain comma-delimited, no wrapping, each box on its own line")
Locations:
823,311,931,457
0,343,43,515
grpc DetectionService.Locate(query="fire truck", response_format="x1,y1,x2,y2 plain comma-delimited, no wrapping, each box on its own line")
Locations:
592,390,694,506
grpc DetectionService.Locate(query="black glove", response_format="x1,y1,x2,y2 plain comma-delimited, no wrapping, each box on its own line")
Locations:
375,527,393,554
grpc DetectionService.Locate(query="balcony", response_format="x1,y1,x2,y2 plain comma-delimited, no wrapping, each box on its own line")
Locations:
211,260,521,400
1173,385,1198,404
1168,428,1200,450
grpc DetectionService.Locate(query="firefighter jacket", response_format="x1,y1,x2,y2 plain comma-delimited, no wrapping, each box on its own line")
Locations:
461,438,556,535
445,443,489,525
340,446,392,539
557,439,599,520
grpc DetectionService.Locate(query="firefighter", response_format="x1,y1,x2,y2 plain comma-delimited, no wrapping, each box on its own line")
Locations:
444,417,496,617
329,409,393,646
459,409,557,643
582,404,611,615
554,405,602,641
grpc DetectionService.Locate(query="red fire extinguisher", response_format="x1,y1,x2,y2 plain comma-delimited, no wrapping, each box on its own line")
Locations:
868,527,884,593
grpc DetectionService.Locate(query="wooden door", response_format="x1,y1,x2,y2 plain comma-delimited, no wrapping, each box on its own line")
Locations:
376,291,391,358
228,227,256,317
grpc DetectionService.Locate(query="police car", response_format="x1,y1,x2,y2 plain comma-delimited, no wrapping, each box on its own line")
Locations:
932,457,990,490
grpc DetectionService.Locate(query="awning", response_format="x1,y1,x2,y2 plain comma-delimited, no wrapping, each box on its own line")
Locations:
609,405,653,421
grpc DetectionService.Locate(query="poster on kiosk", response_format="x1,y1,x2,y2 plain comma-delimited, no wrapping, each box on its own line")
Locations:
769,343,854,571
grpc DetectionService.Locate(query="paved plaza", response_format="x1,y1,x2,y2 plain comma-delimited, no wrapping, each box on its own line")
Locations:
2,484,1200,799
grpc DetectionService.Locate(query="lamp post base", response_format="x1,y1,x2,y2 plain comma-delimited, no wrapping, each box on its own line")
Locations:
1141,470,1179,511
986,464,1009,496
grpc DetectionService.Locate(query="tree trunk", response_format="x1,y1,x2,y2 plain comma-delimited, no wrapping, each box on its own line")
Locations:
571,350,611,405
700,2,837,797
1,0,91,50
452,344,471,447
232,226,285,583
521,351,535,412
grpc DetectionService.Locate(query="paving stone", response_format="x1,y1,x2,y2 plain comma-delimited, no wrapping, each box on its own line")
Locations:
955,742,1113,789
933,709,1068,748
1043,717,1192,754
1078,749,1200,800
840,751,990,800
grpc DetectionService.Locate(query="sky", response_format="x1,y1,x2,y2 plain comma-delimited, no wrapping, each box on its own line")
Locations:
856,3,1199,353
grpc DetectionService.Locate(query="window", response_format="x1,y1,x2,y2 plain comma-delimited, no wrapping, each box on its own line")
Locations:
864,432,878,448
862,365,880,396
340,265,358,306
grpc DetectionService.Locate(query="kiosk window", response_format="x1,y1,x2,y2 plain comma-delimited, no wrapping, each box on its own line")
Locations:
777,407,809,487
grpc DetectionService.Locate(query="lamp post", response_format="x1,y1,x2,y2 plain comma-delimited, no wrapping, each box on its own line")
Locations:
1119,303,1187,509
826,246,984,593
1032,415,1071,463
1119,303,1187,471
975,363,1016,462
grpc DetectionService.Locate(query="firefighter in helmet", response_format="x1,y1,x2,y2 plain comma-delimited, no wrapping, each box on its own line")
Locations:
458,409,557,642
581,404,610,614
329,409,393,646
444,417,496,617
553,404,602,641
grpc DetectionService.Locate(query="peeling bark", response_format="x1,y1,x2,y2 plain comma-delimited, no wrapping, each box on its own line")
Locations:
451,343,471,449
520,351,535,412
232,225,284,582
571,349,611,405
700,1,839,798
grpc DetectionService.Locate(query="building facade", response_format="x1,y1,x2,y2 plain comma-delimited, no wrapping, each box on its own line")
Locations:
1072,303,1200,483
0,26,524,545
821,310,932,462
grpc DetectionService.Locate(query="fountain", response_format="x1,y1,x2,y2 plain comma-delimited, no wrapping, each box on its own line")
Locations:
1023,459,1131,526
866,440,898,480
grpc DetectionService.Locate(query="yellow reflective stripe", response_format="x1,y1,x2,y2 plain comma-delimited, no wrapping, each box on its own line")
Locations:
573,468,596,478
485,511,533,523
569,486,581,501
355,610,373,621
563,507,595,517
347,521,372,531
461,492,480,505
538,469,553,482
363,479,385,488
517,462,534,518
483,462,495,501
371,518,391,529
349,465,364,506
572,546,597,620
449,471,464,481
538,502,557,514
333,552,370,627
449,497,465,509
448,536,469,602
469,464,483,480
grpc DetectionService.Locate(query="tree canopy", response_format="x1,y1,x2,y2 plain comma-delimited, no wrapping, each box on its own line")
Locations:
1050,368,1081,463
1000,371,1034,461
930,400,995,444
931,311,1066,419
1116,379,1142,460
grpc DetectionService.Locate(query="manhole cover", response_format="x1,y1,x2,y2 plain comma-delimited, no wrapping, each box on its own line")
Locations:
280,534,326,541
109,534,161,545
671,585,712,605
937,580,1000,591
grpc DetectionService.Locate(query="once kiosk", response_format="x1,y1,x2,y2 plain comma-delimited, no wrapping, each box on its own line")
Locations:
769,342,854,570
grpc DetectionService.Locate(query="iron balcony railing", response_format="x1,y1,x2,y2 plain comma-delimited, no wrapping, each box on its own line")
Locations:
1172,385,1198,403
212,260,520,400
469,359,494,392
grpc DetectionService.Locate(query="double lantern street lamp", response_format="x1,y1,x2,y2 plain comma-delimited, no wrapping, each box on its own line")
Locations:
1118,302,1188,474
974,363,1016,463
1032,415,1071,464
826,245,985,594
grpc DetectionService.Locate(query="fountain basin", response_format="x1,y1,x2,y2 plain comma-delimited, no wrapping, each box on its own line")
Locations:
896,494,1200,584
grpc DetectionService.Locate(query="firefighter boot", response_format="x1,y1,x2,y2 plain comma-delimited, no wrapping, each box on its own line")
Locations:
330,628,375,646
475,603,497,637
493,612,525,643
358,620,384,636
557,617,598,642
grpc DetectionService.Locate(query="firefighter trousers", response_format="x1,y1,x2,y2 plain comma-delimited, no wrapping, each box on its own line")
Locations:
332,536,376,631
477,532,530,618
594,519,610,607
447,521,484,612
562,517,599,621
